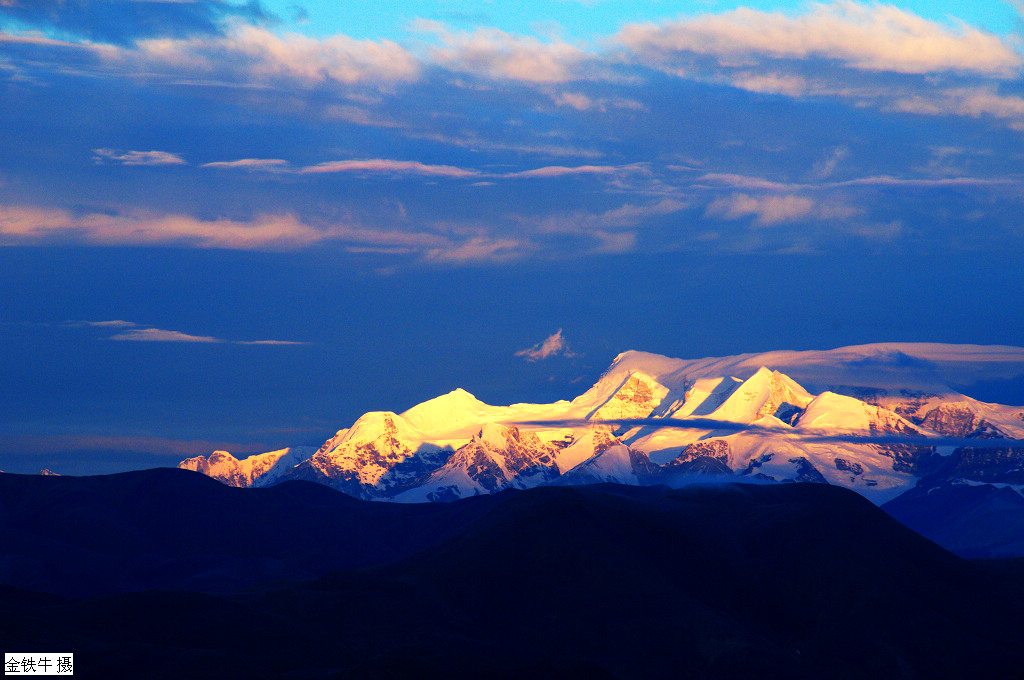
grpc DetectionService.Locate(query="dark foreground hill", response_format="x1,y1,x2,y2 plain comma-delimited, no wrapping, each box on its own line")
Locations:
0,468,505,596
2,469,1024,679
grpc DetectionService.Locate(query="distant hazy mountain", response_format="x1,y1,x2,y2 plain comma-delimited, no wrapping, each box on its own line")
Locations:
179,343,1024,556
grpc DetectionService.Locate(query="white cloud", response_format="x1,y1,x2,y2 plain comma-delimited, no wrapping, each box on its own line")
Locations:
236,339,307,345
550,91,646,112
532,198,687,233
618,2,1022,76
730,73,809,97
108,328,308,345
109,328,221,343
0,205,343,249
63,319,137,328
893,87,1024,130
128,25,421,87
409,131,604,158
810,147,851,181
0,204,542,262
64,322,310,345
93,148,187,166
706,193,815,225
705,192,859,226
553,91,597,110
697,172,1016,191
423,236,522,263
301,159,481,178
515,328,576,361
201,158,291,170
416,21,589,83
503,164,647,179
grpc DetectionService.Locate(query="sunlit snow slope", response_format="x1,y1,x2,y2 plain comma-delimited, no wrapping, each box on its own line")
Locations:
180,343,1024,505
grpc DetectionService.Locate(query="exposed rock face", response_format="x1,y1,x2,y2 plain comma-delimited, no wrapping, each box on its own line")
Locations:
449,425,561,493
941,446,1024,484
789,458,829,484
919,403,977,437
398,424,564,502
667,455,732,476
835,457,864,476
589,372,667,421
876,443,938,475
740,452,774,477
757,371,813,421
668,439,730,467
287,412,448,498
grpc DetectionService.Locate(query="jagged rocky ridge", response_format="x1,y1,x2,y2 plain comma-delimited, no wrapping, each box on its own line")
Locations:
180,344,1024,514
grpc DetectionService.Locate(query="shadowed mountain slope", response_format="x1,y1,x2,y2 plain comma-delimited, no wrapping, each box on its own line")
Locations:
3,470,1024,679
0,468,503,596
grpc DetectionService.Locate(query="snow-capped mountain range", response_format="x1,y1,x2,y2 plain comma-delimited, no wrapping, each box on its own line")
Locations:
179,343,1024,507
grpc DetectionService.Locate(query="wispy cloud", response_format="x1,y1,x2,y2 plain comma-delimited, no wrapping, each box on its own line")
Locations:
68,320,308,345
522,198,688,255
63,319,137,328
892,87,1024,130
697,172,1019,191
0,205,340,249
236,339,309,346
300,159,481,178
190,157,647,181
550,91,646,112
201,158,290,171
504,164,648,179
108,327,221,343
705,193,859,226
408,131,604,159
423,236,522,263
515,328,577,361
93,148,187,166
0,204,541,262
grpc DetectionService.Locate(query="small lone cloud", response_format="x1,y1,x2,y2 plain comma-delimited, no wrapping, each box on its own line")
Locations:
63,319,137,328
515,328,577,361
201,158,290,171
236,339,307,346
109,327,220,343
65,320,307,345
92,148,187,166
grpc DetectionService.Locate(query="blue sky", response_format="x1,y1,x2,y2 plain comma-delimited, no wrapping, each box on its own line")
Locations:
258,1,1022,42
2,0,1024,474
